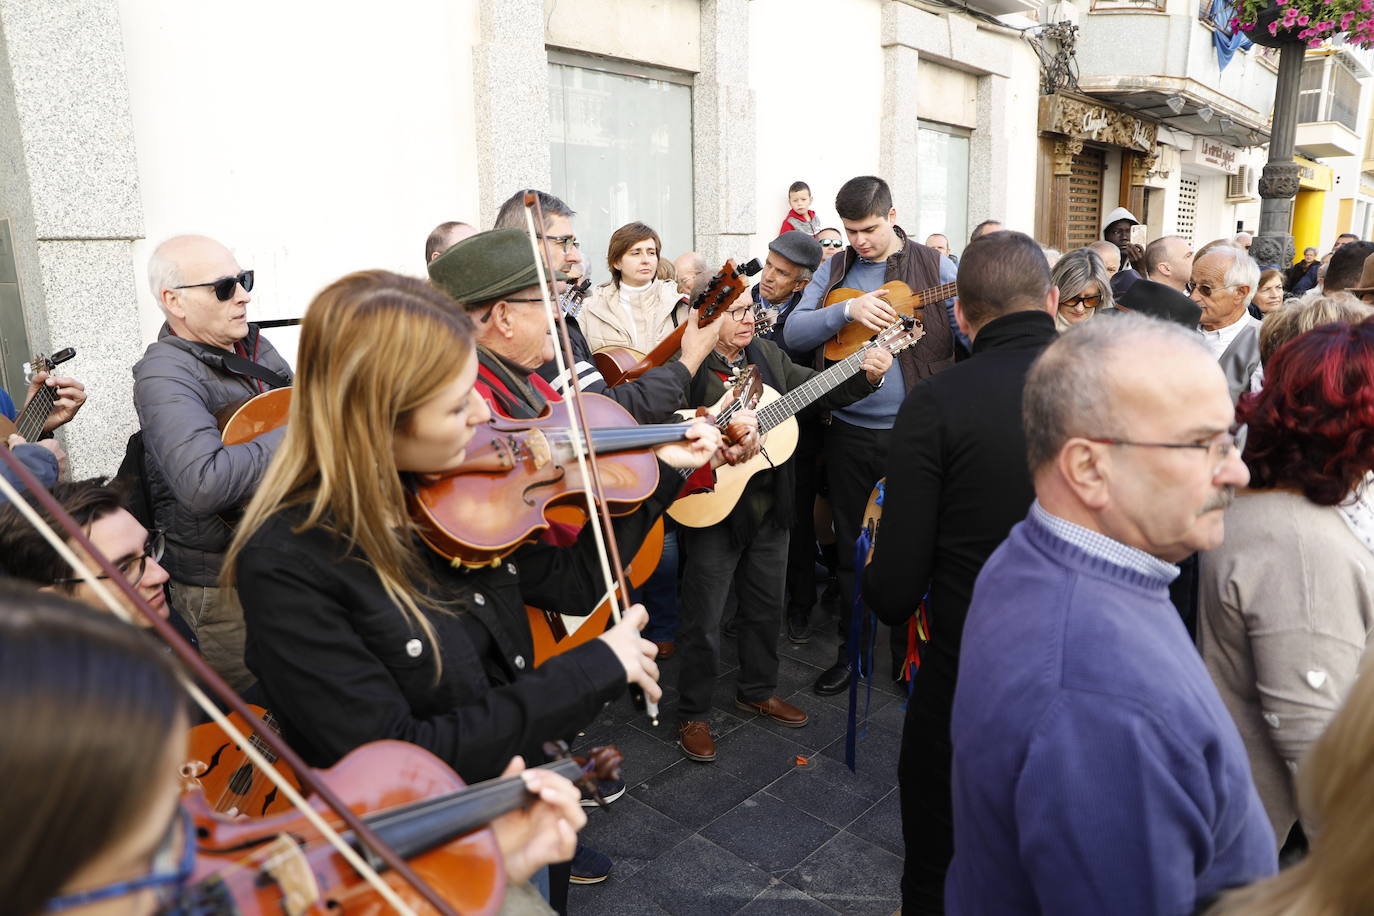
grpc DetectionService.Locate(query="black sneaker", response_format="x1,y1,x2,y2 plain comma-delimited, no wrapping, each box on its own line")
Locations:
580,774,626,808
786,614,811,644
569,842,613,885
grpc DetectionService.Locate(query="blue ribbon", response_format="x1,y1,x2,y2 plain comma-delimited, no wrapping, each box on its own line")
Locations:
845,482,884,772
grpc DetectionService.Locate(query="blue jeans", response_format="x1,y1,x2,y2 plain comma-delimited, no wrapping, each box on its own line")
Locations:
635,528,679,643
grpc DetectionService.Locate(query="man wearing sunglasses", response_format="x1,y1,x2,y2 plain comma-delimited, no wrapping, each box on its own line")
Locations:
1189,245,1262,405
132,235,292,692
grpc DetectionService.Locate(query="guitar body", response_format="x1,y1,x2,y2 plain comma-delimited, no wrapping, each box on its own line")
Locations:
593,346,649,388
821,280,953,361
524,517,665,666
668,384,799,528
183,705,302,818
861,478,885,567
217,387,292,445
0,415,16,441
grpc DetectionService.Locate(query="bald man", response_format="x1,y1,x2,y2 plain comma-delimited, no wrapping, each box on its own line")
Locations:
674,251,706,297
132,234,292,691
1087,240,1121,277
425,221,476,262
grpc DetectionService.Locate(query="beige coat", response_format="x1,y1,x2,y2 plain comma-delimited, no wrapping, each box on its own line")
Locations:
579,278,685,354
1199,489,1374,841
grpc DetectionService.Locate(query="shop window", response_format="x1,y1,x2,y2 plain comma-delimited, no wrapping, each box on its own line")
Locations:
916,123,970,254
548,53,694,277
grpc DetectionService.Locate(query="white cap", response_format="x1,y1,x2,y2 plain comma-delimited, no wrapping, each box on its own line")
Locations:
1101,206,1140,233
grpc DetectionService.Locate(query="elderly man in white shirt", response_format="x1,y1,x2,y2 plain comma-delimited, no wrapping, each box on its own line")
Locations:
1190,246,1262,404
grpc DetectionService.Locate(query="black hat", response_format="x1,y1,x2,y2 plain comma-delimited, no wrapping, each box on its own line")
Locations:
1116,279,1201,328
768,231,823,273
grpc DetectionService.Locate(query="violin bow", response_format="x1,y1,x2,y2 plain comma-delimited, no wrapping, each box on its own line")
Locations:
0,448,456,916
521,193,660,726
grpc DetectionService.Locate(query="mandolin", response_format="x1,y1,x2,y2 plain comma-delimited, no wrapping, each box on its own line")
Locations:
0,348,76,443
183,704,303,819
217,387,291,445
669,319,925,528
593,258,761,387
821,279,957,360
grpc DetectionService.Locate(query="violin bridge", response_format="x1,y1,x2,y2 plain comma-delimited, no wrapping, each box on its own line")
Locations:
525,427,551,469
256,835,320,916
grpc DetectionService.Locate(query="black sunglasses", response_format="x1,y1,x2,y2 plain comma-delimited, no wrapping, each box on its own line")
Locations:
174,270,254,302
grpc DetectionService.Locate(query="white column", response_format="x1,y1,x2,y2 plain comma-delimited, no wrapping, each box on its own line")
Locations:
694,0,756,267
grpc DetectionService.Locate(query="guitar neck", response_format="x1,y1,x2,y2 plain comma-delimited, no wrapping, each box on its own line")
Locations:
624,324,687,381
756,347,873,434
14,385,56,442
921,281,959,305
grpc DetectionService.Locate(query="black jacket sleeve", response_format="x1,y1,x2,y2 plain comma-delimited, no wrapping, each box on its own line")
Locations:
594,361,693,423
863,380,942,625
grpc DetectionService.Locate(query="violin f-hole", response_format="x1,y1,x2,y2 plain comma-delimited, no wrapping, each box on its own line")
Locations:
520,467,566,506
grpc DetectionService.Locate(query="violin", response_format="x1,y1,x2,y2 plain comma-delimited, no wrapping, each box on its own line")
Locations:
176,739,622,915
407,393,704,567
593,258,762,387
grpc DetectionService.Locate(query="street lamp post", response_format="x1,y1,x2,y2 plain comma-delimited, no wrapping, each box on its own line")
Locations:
1252,41,1306,267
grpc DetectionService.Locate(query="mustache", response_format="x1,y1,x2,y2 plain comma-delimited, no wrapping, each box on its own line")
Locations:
1201,486,1236,514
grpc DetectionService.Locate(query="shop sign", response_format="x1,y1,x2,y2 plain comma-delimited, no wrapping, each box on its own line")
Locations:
1294,156,1334,191
1038,93,1157,153
1182,139,1239,174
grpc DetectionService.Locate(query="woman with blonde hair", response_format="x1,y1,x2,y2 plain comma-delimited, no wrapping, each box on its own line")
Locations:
222,270,718,902
1248,293,1374,391
579,221,688,353
1051,247,1114,331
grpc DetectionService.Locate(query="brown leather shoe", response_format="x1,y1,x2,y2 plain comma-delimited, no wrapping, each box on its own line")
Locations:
655,641,675,661
678,720,716,761
735,695,809,727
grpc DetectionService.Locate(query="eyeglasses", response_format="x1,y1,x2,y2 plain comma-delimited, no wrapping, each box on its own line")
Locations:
46,808,194,912
1087,425,1248,475
476,293,552,323
1063,293,1102,310
724,305,757,321
53,529,165,586
817,239,844,249
537,234,581,253
173,270,254,302
1189,281,1237,298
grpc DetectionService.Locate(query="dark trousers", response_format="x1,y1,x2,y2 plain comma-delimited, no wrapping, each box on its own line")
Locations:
677,519,788,717
785,419,825,620
636,528,680,643
899,663,957,915
824,420,902,659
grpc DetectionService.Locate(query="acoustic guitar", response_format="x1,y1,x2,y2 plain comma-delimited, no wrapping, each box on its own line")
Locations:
668,319,925,528
0,348,77,443
183,704,302,819
821,280,958,361
217,387,292,445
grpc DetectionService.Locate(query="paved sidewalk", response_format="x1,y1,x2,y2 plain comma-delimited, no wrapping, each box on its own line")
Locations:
570,599,910,916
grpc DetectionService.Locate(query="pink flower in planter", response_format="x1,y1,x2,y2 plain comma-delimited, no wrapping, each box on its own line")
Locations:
1269,19,1281,32
1298,14,1310,23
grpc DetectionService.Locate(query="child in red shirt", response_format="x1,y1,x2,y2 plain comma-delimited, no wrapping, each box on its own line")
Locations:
779,181,819,236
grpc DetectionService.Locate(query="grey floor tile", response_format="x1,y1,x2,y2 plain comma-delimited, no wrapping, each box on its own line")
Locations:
818,723,901,790
755,692,851,752
735,882,841,915
784,830,903,916
568,880,672,915
777,630,844,670
764,748,891,829
579,794,692,881
847,787,904,858
806,673,900,716
631,758,758,830
597,721,696,789
700,789,838,874
635,700,749,747
709,722,811,791
623,834,774,916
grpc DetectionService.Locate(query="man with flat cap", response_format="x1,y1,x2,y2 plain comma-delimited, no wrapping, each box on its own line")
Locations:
1117,278,1203,328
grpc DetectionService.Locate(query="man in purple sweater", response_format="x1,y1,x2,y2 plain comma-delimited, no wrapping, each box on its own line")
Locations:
947,314,1276,915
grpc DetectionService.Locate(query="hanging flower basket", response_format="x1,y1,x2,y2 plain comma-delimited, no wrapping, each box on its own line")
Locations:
1232,0,1374,48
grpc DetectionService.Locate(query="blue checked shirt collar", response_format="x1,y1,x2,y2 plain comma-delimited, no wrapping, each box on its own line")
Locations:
1030,500,1180,583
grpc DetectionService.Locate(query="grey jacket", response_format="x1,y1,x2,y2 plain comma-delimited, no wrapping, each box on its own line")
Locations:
132,323,293,585
1218,320,1262,405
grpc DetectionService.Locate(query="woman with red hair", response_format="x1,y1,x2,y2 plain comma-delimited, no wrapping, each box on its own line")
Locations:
1199,317,1374,847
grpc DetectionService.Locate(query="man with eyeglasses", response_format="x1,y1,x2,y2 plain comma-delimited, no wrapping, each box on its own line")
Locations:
946,313,1274,916
1143,235,1194,294
1189,245,1262,405
489,189,720,425
0,478,172,628
133,234,292,691
674,280,891,764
